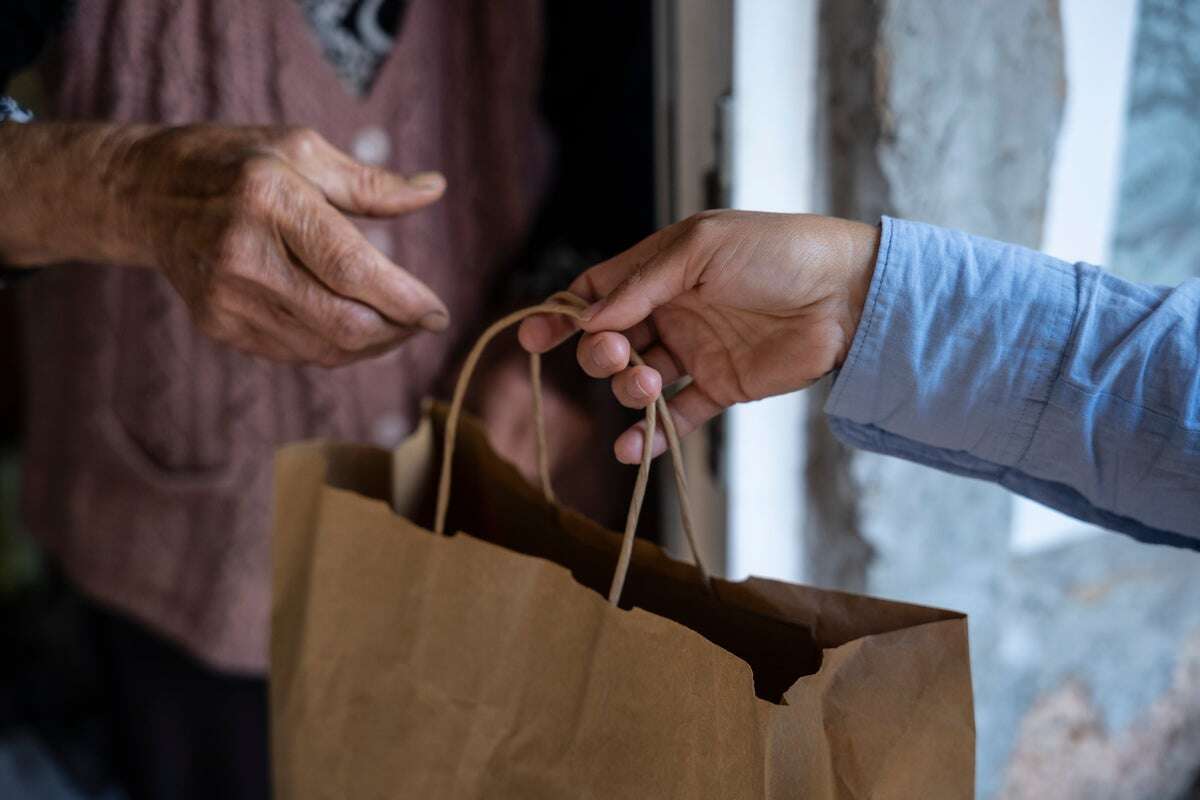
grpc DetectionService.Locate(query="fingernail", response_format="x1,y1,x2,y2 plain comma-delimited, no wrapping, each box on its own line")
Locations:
419,310,449,332
409,171,445,192
633,373,652,397
617,432,643,464
580,298,606,322
594,338,619,370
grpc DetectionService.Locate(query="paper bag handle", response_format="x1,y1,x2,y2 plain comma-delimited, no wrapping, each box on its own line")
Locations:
435,292,712,605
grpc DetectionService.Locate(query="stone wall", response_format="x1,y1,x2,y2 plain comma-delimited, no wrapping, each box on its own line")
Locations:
1111,0,1200,286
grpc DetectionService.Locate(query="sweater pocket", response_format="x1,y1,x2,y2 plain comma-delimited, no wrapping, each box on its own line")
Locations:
105,271,248,486
97,407,241,493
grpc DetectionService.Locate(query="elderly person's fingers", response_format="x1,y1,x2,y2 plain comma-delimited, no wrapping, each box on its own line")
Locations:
221,293,403,367
210,318,296,363
272,127,446,217
277,182,449,332
269,254,409,353
260,282,408,363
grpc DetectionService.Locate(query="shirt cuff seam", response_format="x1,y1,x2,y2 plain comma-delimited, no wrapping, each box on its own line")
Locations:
826,215,895,417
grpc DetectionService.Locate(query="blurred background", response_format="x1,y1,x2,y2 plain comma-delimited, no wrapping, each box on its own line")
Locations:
2,1,1198,798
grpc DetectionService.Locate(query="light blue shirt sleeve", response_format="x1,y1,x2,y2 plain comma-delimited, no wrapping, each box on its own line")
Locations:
825,216,1200,548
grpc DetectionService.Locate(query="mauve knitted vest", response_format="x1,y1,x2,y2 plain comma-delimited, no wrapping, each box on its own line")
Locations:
21,0,547,672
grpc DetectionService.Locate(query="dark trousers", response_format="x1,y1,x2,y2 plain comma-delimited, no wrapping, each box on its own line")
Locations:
91,603,270,800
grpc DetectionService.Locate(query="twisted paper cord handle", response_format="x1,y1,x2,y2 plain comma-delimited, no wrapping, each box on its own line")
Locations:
435,292,711,604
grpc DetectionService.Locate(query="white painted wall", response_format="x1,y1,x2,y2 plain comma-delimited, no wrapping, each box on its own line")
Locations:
1012,0,1140,553
725,0,819,582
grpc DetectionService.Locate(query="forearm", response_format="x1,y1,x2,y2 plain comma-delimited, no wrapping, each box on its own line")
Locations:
0,121,157,267
826,216,1200,544
1016,266,1200,539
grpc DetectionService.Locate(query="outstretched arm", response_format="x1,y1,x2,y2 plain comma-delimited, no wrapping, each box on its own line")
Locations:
825,217,1199,547
519,211,1200,547
0,120,449,366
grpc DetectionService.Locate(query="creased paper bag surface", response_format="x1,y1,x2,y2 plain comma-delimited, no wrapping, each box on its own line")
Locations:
271,405,973,799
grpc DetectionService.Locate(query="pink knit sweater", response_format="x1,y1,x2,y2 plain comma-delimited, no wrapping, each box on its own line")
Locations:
21,0,548,672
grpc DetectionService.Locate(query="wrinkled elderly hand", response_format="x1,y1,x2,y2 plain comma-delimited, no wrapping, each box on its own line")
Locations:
518,210,880,462
0,123,448,365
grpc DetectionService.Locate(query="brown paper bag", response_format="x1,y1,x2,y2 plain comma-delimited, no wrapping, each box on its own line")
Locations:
271,298,974,799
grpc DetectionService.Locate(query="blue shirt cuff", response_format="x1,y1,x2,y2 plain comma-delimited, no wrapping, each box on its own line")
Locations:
824,216,1078,469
